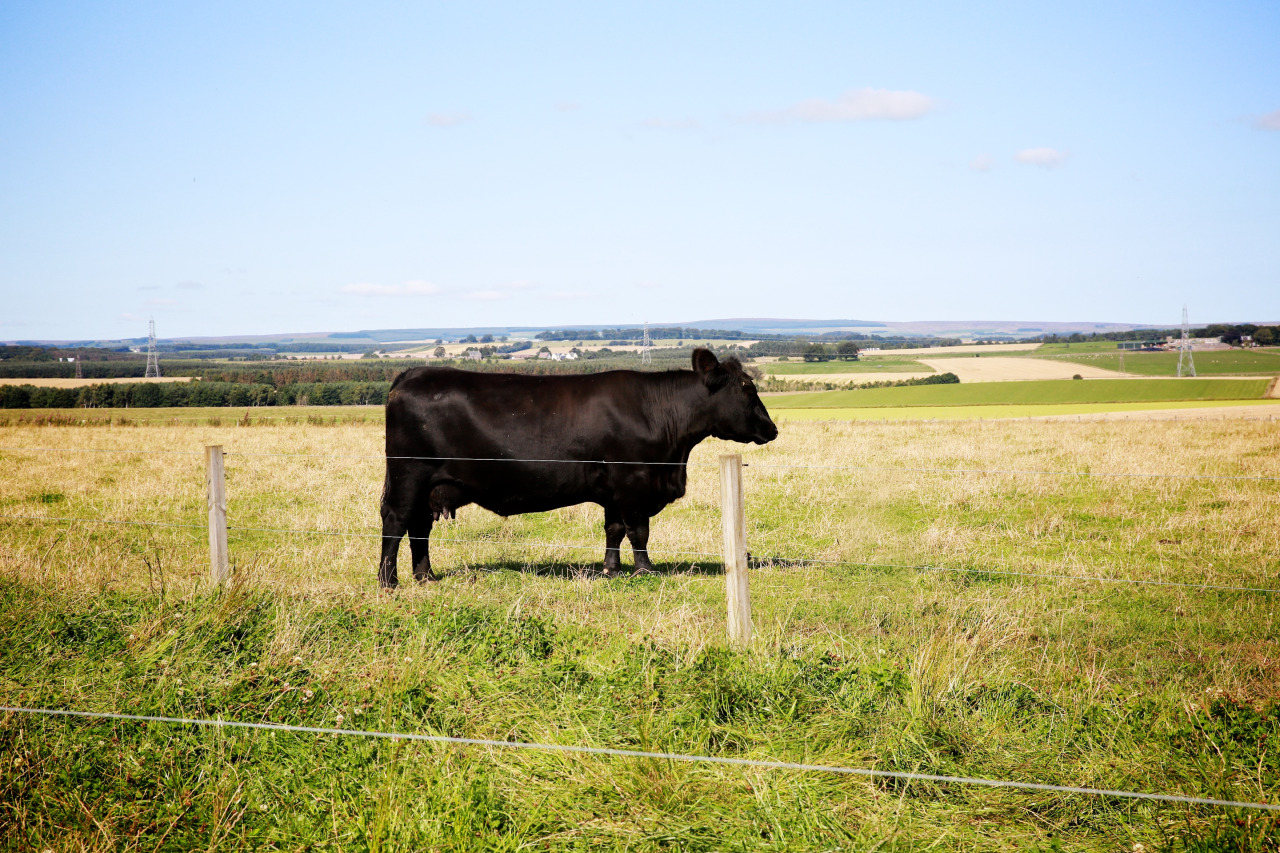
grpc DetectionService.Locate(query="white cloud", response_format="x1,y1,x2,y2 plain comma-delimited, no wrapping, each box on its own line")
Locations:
642,117,700,130
547,290,592,301
176,281,204,290
554,101,582,112
1015,147,1068,168
505,280,537,291
120,313,141,322
145,298,178,306
635,281,662,289
341,280,441,297
743,88,937,124
1255,110,1280,130
969,154,996,172
427,112,471,127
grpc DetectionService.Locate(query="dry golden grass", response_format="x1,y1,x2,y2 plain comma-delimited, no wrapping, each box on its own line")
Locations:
3,416,1277,645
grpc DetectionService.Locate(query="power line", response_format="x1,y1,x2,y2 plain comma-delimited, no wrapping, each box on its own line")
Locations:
5,706,1275,812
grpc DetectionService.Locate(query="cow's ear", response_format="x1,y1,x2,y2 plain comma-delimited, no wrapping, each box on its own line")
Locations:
692,348,730,392
692,348,719,376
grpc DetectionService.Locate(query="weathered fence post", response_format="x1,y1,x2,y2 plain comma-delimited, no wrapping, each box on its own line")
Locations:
206,445,229,587
719,453,752,648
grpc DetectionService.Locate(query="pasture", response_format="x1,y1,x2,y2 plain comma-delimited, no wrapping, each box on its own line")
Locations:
765,377,1272,410
1047,349,1280,377
762,358,934,376
2,416,1279,850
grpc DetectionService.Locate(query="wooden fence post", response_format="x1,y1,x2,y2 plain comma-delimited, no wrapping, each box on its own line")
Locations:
719,453,752,648
206,445,229,587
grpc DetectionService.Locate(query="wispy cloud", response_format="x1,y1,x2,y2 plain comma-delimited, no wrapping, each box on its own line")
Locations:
176,281,204,290
461,290,507,302
554,101,582,112
741,88,937,124
1015,147,1069,168
145,298,178,307
1255,110,1280,130
969,154,996,172
341,280,441,297
547,290,593,301
427,112,471,127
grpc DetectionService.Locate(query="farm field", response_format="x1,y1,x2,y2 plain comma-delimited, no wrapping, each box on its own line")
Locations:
0,405,386,427
0,376,194,387
1045,349,1280,377
917,356,1119,383
765,378,1271,409
772,399,1280,422
762,358,933,376
2,417,1279,850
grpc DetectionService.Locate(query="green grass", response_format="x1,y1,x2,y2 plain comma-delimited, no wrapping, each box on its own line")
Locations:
766,378,1271,409
1048,349,1280,376
4,419,1280,849
764,358,933,375
1019,342,1131,355
772,399,1280,421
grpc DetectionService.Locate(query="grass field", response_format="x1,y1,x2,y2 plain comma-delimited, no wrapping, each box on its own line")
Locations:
0,405,385,427
1048,349,1280,377
763,358,933,376
2,416,1279,850
772,399,1280,421
766,378,1271,409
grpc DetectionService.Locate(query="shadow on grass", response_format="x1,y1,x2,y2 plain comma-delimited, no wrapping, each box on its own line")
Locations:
452,559,727,580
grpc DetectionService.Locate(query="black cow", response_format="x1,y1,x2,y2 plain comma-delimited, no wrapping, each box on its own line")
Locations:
378,348,778,587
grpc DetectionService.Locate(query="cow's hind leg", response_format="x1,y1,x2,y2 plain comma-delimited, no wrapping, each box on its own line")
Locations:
407,517,438,582
623,512,654,576
379,492,410,589
602,504,626,577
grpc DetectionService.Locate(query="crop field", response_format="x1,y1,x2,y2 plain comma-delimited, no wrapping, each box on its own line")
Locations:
2,415,1279,850
766,378,1271,410
772,400,1280,422
1047,349,1280,377
763,358,934,376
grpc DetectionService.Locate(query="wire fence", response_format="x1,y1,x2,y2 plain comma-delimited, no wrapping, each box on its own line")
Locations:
3,511,1276,595
5,706,1276,812
4,444,1280,481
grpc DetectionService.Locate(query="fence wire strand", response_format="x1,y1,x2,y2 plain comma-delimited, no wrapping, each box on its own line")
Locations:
4,706,1275,812
5,512,1274,594
3,445,1279,481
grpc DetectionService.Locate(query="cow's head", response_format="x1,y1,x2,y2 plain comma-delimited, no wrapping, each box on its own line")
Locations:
693,348,779,445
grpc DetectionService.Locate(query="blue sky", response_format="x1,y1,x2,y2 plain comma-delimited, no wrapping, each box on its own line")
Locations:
2,1,1277,341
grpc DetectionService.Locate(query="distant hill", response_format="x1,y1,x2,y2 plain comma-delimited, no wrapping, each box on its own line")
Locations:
17,317,1265,349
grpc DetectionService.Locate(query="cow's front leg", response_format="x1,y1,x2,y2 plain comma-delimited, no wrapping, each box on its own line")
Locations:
623,514,654,576
602,505,626,577
407,519,438,582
